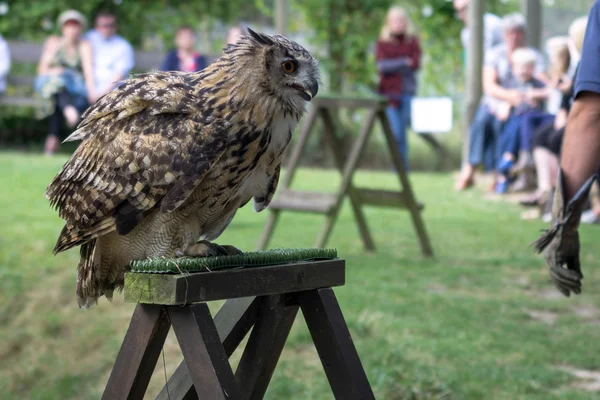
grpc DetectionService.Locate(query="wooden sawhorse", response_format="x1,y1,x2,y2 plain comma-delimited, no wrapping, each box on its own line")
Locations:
102,259,375,399
257,95,433,257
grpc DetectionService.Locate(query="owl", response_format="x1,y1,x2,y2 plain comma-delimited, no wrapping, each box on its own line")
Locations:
46,29,320,308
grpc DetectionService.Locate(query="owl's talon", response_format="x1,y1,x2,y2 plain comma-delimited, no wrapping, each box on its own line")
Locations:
180,240,242,257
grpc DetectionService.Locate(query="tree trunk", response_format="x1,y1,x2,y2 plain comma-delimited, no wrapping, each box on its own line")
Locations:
327,0,344,94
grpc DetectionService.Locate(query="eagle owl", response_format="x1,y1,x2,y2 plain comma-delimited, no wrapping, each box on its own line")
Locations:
46,29,320,308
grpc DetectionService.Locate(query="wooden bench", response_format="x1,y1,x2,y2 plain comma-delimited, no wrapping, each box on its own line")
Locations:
0,40,208,108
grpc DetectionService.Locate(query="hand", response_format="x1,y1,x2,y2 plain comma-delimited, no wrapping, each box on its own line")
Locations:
533,171,597,296
507,90,525,107
495,102,511,122
403,57,413,67
554,109,568,130
557,77,572,93
48,66,64,75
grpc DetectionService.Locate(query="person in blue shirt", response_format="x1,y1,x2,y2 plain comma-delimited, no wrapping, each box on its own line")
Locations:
535,0,600,297
160,25,208,73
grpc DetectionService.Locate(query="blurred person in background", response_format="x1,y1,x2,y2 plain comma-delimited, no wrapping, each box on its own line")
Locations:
453,0,504,63
494,39,572,193
492,48,548,193
160,25,208,73
455,13,547,191
0,33,9,95
226,26,245,45
375,6,421,171
520,16,588,221
85,10,134,102
34,10,94,155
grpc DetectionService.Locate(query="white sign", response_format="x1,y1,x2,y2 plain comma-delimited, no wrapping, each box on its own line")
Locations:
410,97,453,134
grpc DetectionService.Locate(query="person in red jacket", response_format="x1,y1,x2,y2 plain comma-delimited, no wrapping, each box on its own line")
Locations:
375,6,421,171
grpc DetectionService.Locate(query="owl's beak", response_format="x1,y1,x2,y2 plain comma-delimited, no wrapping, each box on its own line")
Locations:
292,79,319,102
304,79,319,102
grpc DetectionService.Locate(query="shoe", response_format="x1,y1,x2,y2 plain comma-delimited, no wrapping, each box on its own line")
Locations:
497,158,514,175
512,152,534,173
495,180,510,194
542,212,552,223
519,193,540,207
581,209,599,224
455,175,474,191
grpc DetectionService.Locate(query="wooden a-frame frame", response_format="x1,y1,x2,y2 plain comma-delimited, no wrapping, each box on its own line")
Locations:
257,95,433,257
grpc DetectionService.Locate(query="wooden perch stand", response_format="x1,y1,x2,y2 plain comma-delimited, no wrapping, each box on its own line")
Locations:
102,258,375,399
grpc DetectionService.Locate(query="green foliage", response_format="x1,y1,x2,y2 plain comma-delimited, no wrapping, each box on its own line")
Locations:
294,0,520,96
0,0,253,49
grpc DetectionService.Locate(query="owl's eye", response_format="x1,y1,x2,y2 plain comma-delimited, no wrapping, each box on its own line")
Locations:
281,60,297,74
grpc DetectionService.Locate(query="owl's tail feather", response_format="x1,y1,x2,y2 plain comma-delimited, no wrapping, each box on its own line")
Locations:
76,238,122,308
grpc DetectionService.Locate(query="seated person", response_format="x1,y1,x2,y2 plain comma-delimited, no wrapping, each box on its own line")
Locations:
455,13,547,191
512,36,572,174
160,25,208,73
34,10,94,155
0,34,10,95
494,48,548,193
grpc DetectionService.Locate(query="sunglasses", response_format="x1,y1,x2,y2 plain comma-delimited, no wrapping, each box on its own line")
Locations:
98,23,116,28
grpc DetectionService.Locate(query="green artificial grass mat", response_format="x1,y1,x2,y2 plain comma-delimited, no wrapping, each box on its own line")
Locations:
129,247,338,274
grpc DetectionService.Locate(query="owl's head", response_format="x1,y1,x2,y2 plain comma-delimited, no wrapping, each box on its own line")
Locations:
226,29,320,108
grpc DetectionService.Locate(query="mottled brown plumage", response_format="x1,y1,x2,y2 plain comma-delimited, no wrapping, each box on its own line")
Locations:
46,29,320,308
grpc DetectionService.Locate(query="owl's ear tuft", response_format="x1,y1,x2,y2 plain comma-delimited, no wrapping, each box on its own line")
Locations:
247,28,275,46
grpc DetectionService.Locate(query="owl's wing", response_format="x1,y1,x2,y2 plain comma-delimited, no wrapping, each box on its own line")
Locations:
46,72,230,253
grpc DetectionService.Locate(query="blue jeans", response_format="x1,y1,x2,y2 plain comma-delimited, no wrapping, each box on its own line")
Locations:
497,114,523,165
468,104,503,171
519,111,554,152
386,95,412,170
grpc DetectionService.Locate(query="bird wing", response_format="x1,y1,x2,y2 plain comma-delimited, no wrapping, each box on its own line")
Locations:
46,71,230,253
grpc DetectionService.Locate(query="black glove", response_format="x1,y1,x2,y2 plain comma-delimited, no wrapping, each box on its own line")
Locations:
533,170,597,296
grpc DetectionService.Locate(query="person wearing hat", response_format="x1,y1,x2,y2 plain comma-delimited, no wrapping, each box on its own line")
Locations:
34,9,94,155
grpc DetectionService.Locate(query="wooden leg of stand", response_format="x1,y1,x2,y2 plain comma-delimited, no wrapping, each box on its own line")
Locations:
378,110,434,257
156,297,262,400
169,304,242,400
297,288,375,400
102,304,171,400
235,295,299,400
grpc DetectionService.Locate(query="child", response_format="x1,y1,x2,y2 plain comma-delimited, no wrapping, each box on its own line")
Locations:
494,48,548,193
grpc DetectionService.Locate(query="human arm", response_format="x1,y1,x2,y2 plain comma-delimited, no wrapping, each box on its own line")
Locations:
495,101,512,122
377,58,413,73
561,93,600,200
37,36,63,75
554,66,578,130
482,65,523,105
79,40,96,103
533,1,600,296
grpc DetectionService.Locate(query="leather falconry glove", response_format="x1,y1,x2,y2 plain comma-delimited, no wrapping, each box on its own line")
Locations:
533,169,598,297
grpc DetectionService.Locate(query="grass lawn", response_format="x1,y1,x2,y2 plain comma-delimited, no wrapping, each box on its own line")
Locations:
2,151,600,399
